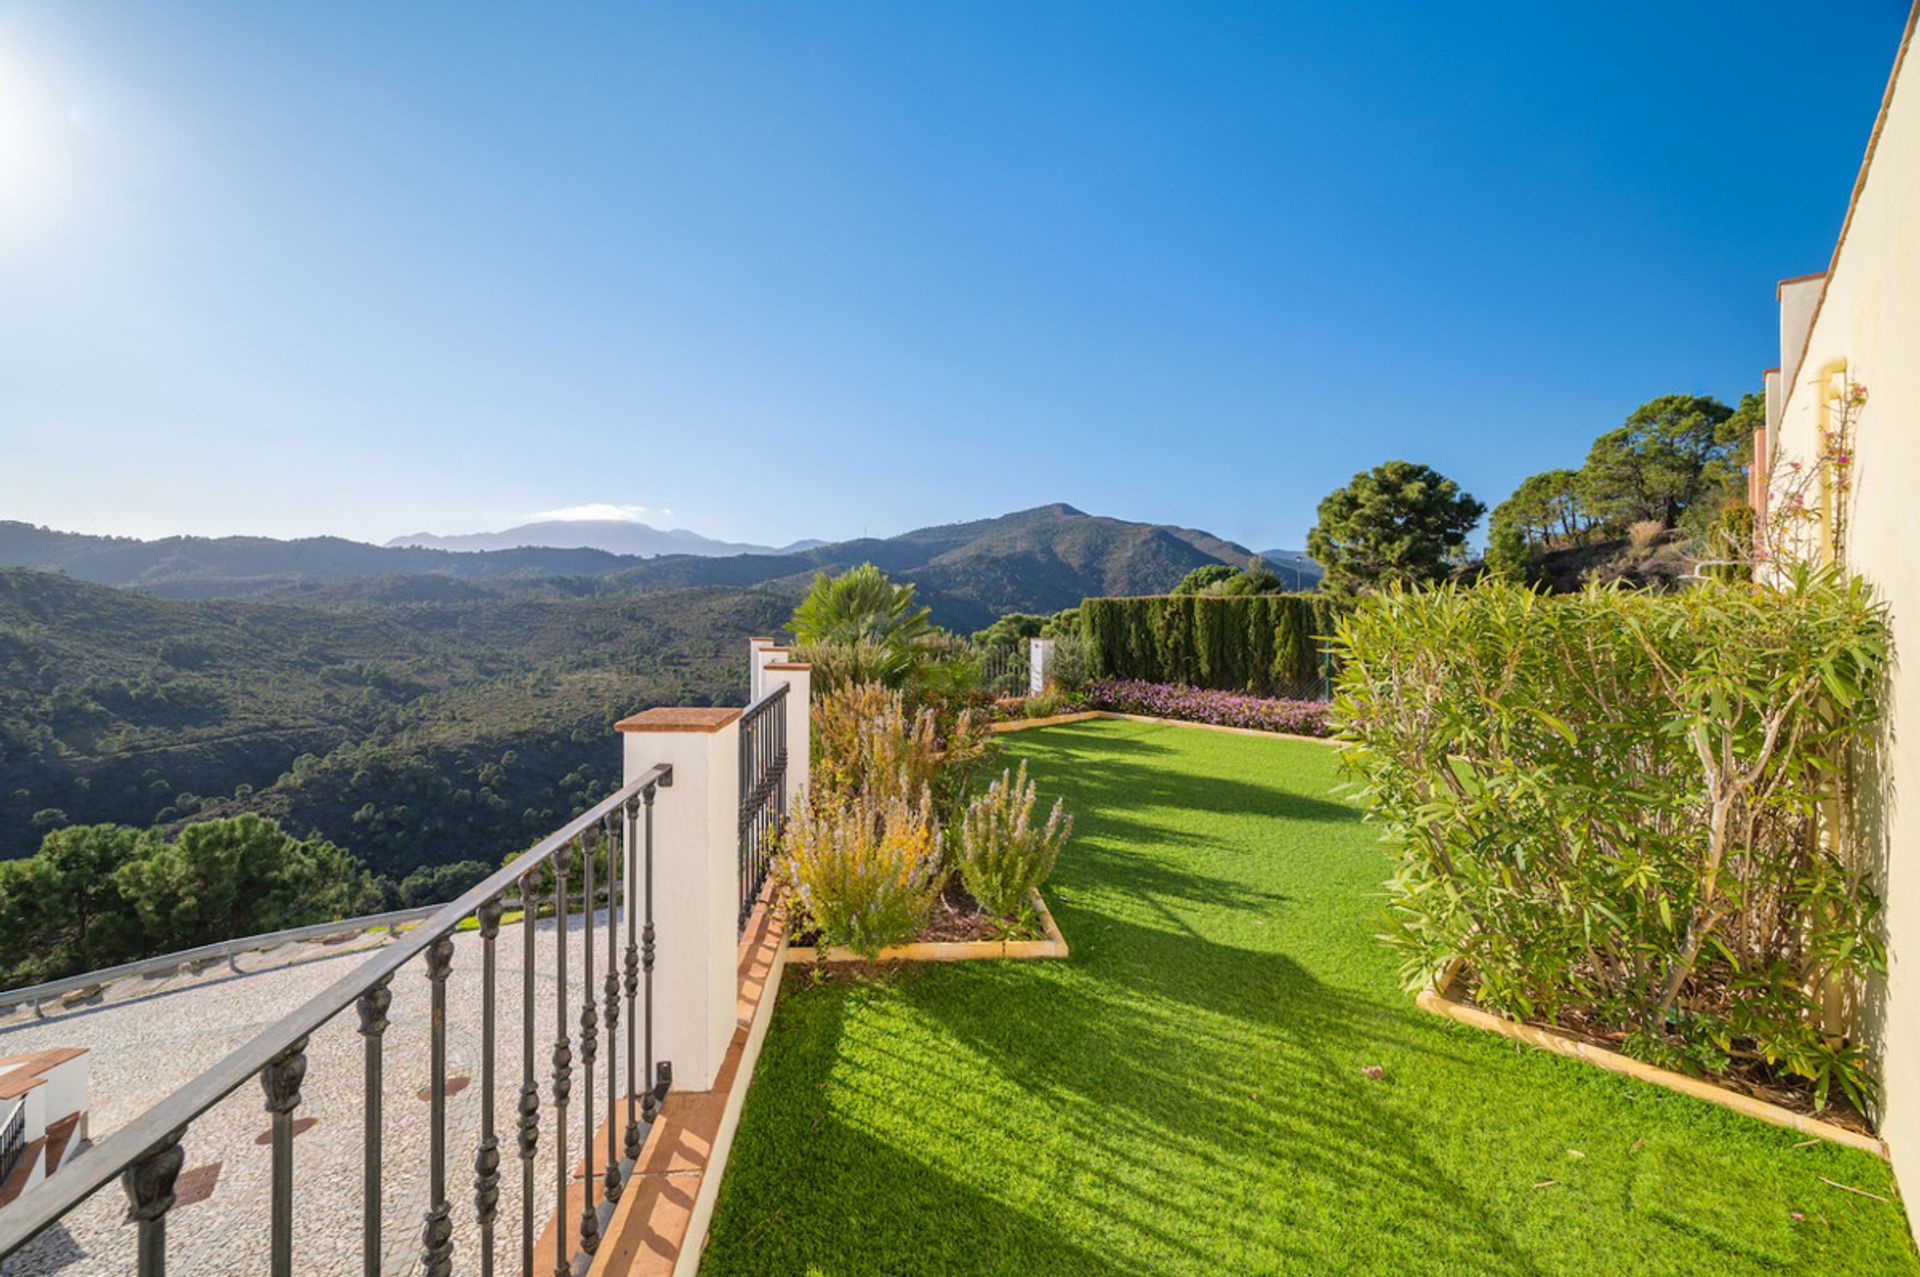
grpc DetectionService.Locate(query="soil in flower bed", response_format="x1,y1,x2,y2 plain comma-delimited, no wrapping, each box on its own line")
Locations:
789,879,1047,949
1447,970,1876,1135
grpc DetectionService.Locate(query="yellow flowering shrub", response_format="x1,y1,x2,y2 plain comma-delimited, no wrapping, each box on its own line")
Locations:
779,790,945,957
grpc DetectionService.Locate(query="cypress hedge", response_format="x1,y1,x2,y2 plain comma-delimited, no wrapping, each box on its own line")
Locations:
1080,594,1341,696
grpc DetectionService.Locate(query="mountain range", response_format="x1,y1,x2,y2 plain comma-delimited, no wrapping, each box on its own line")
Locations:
0,505,1319,630
386,519,826,558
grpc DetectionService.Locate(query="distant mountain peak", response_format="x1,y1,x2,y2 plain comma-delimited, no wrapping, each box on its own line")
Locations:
384,520,809,559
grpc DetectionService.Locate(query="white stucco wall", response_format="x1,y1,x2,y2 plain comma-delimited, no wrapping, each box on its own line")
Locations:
1770,9,1920,1224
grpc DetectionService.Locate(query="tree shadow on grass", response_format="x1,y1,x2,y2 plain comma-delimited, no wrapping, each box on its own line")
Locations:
1007,733,1360,833
893,916,1546,1276
702,983,1121,1277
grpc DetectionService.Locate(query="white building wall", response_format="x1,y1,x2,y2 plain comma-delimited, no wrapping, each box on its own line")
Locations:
1769,7,1920,1225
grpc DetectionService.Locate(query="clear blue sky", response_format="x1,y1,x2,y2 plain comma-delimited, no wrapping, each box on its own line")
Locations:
0,2,1908,552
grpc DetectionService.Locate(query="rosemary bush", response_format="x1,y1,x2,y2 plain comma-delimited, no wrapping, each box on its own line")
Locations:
1331,569,1890,1110
957,761,1072,917
779,790,945,958
811,681,994,827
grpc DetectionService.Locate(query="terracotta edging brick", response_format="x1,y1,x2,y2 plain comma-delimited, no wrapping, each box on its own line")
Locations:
1418,959,1887,1159
584,898,788,1277
784,887,1068,965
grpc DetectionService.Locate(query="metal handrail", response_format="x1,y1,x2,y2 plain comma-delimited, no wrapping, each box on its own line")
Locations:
0,762,673,1272
0,1096,25,1185
737,684,788,929
0,906,445,1015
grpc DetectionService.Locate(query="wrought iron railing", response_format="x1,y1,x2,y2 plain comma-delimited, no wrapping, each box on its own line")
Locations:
737,682,788,929
0,1097,24,1186
978,644,1031,698
0,763,673,1277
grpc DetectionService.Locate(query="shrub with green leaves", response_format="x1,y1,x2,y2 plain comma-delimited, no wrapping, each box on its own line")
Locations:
778,791,946,958
1080,593,1341,698
811,682,995,830
1331,568,1890,1112
957,761,1071,917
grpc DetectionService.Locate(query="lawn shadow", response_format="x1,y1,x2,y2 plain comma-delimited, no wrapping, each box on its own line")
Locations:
702,980,1122,1277
1002,724,1361,831
900,916,1548,1276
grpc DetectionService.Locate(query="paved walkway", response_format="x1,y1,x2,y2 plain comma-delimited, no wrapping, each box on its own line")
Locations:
0,911,642,1276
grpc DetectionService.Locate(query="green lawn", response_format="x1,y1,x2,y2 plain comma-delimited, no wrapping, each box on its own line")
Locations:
703,719,1917,1275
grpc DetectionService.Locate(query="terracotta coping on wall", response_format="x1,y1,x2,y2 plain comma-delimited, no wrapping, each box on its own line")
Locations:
615,708,742,733
0,1047,87,1100
1776,271,1828,297
762,661,811,671
748,636,778,644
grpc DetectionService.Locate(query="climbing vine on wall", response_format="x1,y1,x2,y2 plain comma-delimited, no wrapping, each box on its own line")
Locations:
1760,374,1865,571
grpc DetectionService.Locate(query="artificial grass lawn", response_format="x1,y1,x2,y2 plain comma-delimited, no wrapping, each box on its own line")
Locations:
703,720,1917,1275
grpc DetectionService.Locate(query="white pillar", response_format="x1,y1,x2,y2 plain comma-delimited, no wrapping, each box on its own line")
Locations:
747,638,777,702
617,707,742,1091
1029,637,1055,695
761,660,812,812
754,646,788,702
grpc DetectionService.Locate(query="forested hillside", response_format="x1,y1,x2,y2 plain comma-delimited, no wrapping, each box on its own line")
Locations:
0,501,1275,894
0,569,790,875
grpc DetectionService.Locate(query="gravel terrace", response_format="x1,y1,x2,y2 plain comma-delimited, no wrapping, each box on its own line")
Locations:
0,911,641,1276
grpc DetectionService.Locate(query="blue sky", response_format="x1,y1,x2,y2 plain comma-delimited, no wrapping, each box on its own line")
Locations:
0,2,1908,552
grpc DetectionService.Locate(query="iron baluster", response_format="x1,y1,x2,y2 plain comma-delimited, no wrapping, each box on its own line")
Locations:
475,896,505,1277
622,796,642,1163
356,975,393,1277
603,809,623,1205
643,784,661,1126
260,1040,309,1277
517,872,540,1277
551,836,575,1277
120,1127,186,1277
420,937,456,1277
578,826,601,1256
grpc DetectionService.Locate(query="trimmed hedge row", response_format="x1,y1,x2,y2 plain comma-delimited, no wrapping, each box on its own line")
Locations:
1080,594,1341,697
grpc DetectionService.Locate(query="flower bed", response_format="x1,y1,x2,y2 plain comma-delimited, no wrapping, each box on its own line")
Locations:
1085,678,1331,736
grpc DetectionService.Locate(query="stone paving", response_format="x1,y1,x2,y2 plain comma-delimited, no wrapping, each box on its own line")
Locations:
0,911,648,1276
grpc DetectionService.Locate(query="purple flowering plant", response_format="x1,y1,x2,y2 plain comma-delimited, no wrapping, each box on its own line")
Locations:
1085,679,1330,737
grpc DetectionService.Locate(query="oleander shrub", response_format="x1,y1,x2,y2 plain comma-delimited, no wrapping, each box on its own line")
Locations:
1331,569,1890,1110
957,761,1071,917
779,790,945,957
1086,679,1331,737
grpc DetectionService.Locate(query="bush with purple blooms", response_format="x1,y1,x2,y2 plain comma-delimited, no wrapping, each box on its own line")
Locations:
1085,679,1331,737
